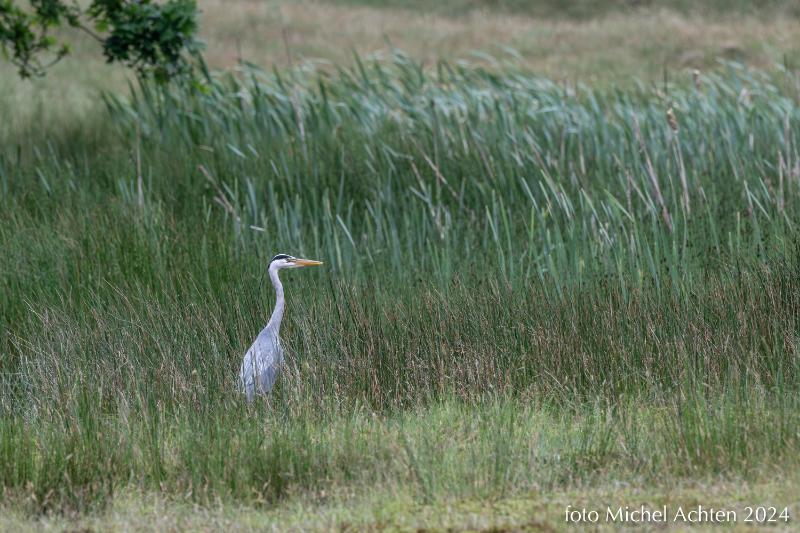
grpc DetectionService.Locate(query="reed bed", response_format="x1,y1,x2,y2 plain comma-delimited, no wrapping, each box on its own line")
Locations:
1,55,800,514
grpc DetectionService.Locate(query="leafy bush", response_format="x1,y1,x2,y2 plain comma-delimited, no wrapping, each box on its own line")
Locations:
0,0,199,80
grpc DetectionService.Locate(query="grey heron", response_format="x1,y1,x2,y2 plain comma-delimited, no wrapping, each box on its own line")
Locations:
239,254,323,401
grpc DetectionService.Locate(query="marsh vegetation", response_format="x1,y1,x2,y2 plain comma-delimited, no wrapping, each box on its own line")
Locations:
2,1,800,530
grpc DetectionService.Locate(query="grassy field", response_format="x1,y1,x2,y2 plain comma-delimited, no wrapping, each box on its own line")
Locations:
3,1,800,531
4,0,800,129
3,476,799,531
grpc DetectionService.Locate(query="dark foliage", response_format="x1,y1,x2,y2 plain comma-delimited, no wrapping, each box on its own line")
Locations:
0,0,199,80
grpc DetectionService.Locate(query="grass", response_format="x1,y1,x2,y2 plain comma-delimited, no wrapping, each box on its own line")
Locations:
4,0,800,131
3,475,799,531
329,0,800,19
3,2,800,530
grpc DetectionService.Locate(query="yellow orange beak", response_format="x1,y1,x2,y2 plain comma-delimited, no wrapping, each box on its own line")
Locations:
293,258,324,267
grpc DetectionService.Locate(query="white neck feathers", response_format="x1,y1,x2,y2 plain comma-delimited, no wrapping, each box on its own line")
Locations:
267,263,285,332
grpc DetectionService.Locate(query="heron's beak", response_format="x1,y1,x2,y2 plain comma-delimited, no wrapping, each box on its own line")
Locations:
293,258,324,267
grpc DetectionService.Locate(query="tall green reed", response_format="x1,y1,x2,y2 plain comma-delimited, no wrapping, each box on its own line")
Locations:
101,55,800,292
3,55,800,512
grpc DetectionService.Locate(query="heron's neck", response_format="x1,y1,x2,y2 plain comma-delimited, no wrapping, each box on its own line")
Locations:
267,266,285,331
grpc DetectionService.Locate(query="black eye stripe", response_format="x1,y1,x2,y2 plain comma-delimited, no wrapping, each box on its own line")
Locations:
270,254,292,264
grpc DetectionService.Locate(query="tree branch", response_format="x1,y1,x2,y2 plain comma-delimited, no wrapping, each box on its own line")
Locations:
76,22,103,43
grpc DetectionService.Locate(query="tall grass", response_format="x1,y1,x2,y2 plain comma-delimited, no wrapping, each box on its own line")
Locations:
2,55,800,513
102,56,800,289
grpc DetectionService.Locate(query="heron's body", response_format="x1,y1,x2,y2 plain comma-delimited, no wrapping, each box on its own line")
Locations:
238,254,322,401
239,326,284,400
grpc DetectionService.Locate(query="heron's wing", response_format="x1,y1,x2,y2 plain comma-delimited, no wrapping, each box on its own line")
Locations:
239,330,283,398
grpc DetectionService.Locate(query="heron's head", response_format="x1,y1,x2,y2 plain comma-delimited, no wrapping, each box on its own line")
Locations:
269,253,324,270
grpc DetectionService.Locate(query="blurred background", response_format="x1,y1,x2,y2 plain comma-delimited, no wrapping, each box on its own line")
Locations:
3,0,799,128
